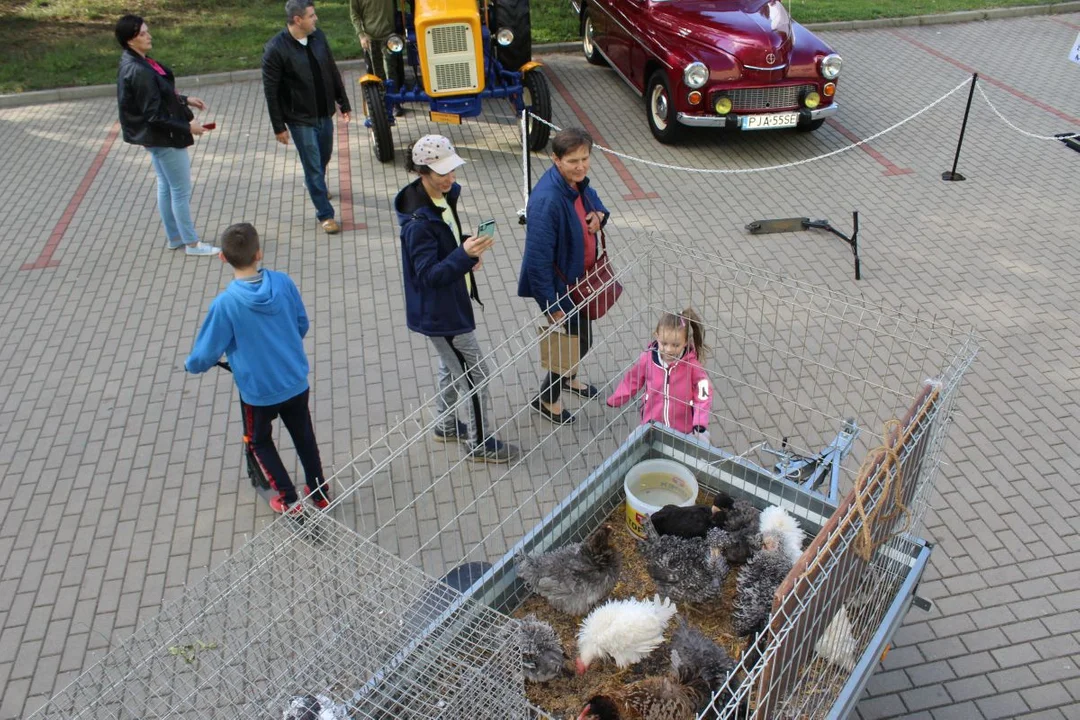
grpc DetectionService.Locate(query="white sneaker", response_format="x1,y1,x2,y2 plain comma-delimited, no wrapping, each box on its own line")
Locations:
185,242,220,256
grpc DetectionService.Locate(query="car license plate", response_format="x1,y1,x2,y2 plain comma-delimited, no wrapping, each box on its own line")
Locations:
741,112,799,130
429,111,461,125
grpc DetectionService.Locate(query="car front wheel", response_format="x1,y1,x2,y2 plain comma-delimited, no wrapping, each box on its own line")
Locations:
645,70,681,144
582,8,606,66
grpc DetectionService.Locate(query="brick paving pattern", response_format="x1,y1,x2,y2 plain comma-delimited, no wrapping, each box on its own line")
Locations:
0,12,1078,719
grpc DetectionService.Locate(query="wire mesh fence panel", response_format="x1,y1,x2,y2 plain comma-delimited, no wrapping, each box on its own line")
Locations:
29,513,527,720
32,234,975,719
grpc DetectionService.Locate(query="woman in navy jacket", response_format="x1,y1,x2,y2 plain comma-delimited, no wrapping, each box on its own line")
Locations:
518,128,610,425
114,14,218,256
394,135,520,464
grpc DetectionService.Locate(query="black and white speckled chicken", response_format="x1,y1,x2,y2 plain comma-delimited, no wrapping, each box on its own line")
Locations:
515,524,622,616
731,532,795,638
576,662,710,720
706,497,761,564
669,617,735,692
282,694,348,720
510,613,568,682
640,516,730,604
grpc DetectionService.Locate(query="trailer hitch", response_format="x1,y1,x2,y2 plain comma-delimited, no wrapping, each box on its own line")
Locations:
746,210,861,281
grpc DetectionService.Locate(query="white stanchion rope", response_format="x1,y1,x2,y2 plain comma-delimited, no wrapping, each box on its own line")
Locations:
526,76,974,175
976,83,1079,141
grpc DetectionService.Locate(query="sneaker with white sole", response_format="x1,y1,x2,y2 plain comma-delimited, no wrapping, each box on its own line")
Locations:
185,241,221,256
467,438,522,464
167,238,186,250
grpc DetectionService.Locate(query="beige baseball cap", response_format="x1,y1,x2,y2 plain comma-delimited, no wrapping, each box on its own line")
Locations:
411,135,466,175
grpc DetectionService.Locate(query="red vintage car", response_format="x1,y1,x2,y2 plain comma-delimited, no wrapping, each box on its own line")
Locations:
571,0,841,142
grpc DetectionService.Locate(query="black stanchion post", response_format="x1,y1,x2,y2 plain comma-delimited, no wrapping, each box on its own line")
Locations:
943,73,978,182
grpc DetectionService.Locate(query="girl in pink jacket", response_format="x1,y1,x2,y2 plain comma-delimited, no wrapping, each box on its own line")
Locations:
606,308,713,441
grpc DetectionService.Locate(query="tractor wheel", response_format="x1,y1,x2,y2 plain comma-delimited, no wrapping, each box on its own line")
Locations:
645,70,682,144
362,81,394,163
582,6,606,66
493,0,532,71
523,68,552,151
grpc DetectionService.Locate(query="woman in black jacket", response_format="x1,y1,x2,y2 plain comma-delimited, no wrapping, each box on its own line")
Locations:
115,15,218,256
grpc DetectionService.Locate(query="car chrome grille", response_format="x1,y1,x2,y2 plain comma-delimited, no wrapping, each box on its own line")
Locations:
715,84,815,112
429,24,470,55
433,61,475,91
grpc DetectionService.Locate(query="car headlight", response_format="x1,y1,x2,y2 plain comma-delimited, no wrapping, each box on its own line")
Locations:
820,53,842,79
496,28,514,46
713,96,732,115
683,62,709,89
802,91,820,109
386,34,405,53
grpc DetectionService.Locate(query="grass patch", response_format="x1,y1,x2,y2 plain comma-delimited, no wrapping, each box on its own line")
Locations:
0,0,1066,93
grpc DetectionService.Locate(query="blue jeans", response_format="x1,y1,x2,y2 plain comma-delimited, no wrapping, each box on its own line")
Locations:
287,117,335,221
147,146,199,245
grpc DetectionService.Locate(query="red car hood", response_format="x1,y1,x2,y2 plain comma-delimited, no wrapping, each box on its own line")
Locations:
652,0,795,67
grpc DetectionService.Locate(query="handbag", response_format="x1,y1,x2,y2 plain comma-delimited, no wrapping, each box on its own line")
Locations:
556,228,623,321
537,325,580,376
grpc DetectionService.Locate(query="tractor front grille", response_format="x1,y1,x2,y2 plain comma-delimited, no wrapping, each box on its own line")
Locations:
433,62,475,92
716,84,815,112
429,24,470,55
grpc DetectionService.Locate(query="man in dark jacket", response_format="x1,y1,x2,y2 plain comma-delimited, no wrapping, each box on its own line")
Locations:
393,135,521,464
262,0,352,235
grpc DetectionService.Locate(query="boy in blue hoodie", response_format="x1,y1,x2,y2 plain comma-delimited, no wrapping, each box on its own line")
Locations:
185,223,329,514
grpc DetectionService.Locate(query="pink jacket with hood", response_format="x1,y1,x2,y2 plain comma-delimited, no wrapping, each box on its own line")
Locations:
606,342,712,434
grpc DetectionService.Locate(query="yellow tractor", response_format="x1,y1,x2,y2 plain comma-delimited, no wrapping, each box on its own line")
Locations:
360,0,553,162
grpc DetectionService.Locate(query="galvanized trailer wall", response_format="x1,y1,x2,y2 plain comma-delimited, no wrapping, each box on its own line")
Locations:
30,235,976,719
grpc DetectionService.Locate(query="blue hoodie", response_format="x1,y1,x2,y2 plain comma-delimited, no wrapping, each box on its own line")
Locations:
185,270,310,406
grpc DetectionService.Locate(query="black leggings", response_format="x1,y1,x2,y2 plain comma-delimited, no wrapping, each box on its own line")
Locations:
538,311,592,404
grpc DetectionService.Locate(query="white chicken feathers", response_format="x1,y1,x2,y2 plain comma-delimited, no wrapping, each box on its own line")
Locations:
577,594,678,668
759,505,804,565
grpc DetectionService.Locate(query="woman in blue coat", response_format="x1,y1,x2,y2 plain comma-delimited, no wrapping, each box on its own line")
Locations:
395,135,520,463
518,128,610,425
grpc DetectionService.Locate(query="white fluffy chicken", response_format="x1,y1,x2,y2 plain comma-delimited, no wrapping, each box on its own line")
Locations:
758,506,804,564
576,595,678,674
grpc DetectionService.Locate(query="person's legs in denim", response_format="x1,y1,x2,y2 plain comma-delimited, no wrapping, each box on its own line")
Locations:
288,121,335,221
147,147,199,246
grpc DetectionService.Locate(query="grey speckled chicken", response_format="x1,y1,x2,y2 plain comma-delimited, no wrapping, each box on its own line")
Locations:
712,498,762,564
512,614,568,682
731,535,795,638
577,662,710,720
515,524,622,616
640,517,730,604
669,617,735,691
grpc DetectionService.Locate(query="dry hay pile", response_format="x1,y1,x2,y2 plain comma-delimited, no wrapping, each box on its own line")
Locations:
512,498,747,719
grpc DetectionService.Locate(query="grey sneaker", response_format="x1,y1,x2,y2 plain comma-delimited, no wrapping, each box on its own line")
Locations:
467,439,521,464
185,241,220,256
434,420,469,443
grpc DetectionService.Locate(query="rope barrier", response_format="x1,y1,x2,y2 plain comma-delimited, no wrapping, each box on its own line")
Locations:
975,84,1080,140
528,76,974,175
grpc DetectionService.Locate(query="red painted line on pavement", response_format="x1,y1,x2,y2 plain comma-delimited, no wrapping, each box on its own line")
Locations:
891,30,1080,125
1051,17,1080,31
825,119,914,176
22,122,120,271
543,67,660,202
336,118,363,232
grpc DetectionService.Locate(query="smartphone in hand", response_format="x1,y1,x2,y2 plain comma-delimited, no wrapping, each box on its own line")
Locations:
202,122,217,130
476,219,495,239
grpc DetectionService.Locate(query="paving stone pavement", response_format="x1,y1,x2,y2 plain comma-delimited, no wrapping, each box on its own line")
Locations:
1,12,1079,719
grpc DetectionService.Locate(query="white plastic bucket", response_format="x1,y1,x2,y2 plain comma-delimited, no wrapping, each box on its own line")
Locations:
623,459,699,539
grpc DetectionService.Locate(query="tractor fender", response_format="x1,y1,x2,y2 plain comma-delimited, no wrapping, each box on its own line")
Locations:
358,74,383,85
518,60,543,73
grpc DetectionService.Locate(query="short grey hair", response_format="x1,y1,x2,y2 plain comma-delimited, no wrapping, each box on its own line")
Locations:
285,0,314,24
